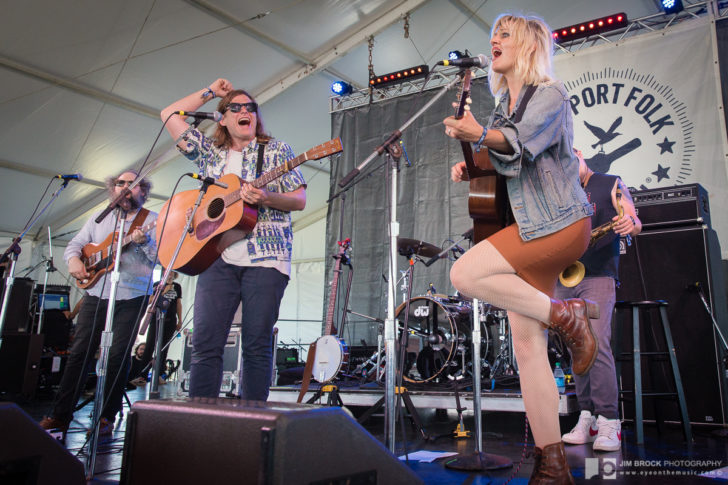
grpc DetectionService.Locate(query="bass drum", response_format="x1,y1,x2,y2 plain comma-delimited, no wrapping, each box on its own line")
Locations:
395,296,487,383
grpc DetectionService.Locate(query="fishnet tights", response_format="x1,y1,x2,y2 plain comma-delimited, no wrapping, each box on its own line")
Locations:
451,239,561,447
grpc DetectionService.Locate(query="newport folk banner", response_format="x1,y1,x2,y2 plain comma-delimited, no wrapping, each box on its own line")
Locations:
554,16,728,257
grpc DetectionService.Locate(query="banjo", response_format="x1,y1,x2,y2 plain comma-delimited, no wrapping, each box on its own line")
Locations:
311,238,351,383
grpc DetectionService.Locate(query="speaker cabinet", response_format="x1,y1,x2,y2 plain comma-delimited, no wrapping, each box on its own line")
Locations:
0,402,85,485
121,398,423,485
0,334,44,400
0,277,34,335
616,225,728,425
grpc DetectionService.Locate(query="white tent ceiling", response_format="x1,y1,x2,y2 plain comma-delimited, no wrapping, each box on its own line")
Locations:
1,0,668,244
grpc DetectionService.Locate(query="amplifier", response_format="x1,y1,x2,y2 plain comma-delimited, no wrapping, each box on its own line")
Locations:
177,329,241,397
631,183,710,229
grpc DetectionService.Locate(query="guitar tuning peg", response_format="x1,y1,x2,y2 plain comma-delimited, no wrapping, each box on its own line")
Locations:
466,97,472,104
464,105,471,111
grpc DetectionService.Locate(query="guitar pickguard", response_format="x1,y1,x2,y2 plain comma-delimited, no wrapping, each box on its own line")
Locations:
195,216,224,240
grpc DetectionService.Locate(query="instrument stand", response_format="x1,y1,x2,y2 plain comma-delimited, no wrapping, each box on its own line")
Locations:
356,385,430,442
306,384,344,407
445,298,512,471
451,377,471,439
1,179,71,349
337,74,462,452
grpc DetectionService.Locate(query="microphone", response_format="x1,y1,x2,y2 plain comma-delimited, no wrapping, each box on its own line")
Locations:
55,173,83,181
185,173,229,189
424,228,474,267
685,281,702,291
174,110,223,122
437,54,489,68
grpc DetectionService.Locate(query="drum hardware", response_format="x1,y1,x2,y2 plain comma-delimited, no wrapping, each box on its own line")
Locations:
488,308,517,380
424,228,473,267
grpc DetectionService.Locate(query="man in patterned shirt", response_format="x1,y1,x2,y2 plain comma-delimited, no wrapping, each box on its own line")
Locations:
161,78,306,401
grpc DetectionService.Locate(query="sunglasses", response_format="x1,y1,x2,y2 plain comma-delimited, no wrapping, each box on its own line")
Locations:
115,180,135,187
224,102,258,114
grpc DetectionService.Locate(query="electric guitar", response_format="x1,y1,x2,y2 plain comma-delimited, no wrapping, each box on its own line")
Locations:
156,138,343,275
456,69,509,243
76,219,157,289
311,238,351,383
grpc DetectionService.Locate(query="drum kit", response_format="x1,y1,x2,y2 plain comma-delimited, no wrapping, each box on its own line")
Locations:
354,236,519,387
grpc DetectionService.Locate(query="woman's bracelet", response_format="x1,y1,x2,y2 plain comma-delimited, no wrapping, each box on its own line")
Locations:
474,127,488,152
202,87,215,100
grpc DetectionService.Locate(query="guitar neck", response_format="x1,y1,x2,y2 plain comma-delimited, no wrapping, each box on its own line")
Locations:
323,258,342,336
119,220,156,248
253,152,307,189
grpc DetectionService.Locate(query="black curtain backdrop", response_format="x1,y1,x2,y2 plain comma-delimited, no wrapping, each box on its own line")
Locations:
326,77,494,347
718,18,728,140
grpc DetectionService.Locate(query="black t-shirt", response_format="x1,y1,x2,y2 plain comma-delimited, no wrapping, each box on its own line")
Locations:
152,281,182,325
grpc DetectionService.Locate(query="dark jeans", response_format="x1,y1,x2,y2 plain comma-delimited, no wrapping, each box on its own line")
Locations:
141,316,178,376
554,276,619,419
52,295,147,423
190,259,287,401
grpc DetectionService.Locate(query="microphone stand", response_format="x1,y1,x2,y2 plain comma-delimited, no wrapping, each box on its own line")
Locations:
338,73,462,452
37,226,57,334
424,229,473,267
137,177,217,396
0,178,71,350
87,206,128,478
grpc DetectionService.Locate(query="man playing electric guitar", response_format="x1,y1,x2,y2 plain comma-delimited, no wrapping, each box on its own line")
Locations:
161,78,306,401
40,170,156,437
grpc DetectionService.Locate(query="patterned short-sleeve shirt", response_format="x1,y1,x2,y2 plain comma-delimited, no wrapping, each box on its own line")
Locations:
177,127,306,275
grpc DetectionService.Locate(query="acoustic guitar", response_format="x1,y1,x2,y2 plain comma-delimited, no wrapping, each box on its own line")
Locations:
456,69,509,243
76,219,157,289
311,238,351,383
156,138,343,275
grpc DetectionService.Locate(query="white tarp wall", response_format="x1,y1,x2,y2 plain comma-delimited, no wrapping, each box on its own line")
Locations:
554,16,728,257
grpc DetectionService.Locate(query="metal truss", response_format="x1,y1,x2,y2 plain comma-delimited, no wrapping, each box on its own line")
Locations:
330,0,728,112
554,0,727,54
329,65,488,113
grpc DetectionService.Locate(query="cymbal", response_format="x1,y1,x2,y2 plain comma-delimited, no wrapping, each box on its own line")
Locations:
397,237,441,258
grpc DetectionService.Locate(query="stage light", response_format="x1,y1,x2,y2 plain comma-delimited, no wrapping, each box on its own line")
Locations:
660,0,684,14
369,64,429,88
553,13,628,43
331,81,353,96
448,50,467,61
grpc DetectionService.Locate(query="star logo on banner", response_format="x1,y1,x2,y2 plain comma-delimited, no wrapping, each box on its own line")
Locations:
651,164,671,182
657,137,675,154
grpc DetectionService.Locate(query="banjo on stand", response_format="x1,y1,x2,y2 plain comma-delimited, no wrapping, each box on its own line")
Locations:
311,238,352,383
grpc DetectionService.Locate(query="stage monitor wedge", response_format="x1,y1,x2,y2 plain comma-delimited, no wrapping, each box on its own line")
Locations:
121,398,423,485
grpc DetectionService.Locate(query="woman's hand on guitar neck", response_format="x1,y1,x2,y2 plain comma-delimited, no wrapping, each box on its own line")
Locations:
451,161,470,182
443,109,484,143
68,256,89,281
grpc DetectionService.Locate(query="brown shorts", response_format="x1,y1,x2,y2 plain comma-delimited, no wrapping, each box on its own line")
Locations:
488,218,591,297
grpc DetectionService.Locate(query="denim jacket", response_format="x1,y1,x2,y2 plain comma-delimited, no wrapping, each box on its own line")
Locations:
486,81,592,241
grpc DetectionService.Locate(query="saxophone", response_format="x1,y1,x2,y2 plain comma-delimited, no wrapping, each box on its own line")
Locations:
559,188,626,288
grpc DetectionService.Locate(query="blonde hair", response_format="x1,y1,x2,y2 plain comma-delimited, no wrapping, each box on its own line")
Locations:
488,13,554,97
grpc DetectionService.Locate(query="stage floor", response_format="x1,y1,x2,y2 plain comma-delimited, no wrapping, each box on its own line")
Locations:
8,379,728,484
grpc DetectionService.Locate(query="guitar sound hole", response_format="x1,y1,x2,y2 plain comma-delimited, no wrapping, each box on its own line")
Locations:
207,198,224,219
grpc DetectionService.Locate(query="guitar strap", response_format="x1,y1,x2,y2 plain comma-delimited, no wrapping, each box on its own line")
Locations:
255,141,267,177
512,84,537,124
127,208,149,235
297,339,317,403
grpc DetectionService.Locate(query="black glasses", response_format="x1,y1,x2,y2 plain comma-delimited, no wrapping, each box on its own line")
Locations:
225,102,258,114
115,180,134,187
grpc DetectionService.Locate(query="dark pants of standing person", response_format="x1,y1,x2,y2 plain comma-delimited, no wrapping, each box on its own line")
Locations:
190,258,287,401
51,295,146,423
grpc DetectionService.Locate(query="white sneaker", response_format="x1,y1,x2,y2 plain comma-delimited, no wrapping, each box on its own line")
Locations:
562,410,598,444
593,415,622,451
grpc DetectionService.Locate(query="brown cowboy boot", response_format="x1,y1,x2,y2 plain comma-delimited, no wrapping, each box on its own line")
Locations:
549,298,599,376
529,441,575,484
